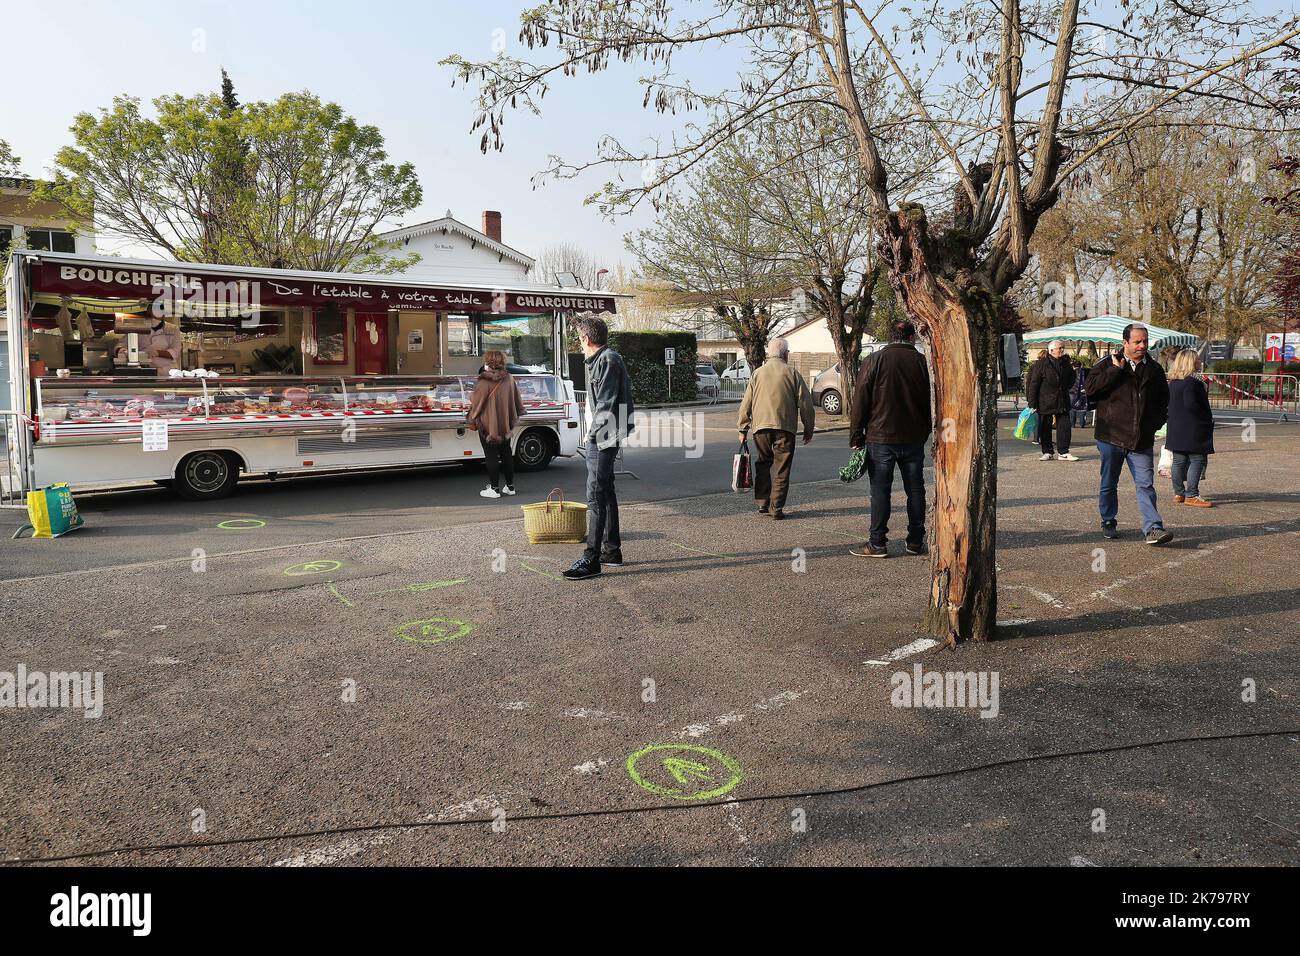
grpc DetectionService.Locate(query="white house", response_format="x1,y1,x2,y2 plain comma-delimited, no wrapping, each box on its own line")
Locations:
374,210,535,286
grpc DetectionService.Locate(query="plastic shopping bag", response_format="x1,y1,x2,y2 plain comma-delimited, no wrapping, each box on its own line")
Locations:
24,483,85,538
1013,407,1039,442
1157,444,1173,478
839,447,870,483
731,439,752,492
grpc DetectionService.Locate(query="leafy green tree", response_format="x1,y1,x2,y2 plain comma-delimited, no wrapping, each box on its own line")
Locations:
39,89,422,273
0,138,20,177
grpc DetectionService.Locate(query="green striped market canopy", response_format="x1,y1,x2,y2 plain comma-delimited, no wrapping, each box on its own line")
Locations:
1023,315,1200,350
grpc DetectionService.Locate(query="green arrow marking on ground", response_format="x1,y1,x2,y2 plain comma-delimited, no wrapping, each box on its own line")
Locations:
395,617,474,646
626,744,743,801
284,559,343,576
662,757,713,786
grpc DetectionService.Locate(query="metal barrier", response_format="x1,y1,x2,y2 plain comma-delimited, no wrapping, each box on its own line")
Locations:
712,379,747,403
1202,372,1298,418
1,410,31,509
574,390,588,438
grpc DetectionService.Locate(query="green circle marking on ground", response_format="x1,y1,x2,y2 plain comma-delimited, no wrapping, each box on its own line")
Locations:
216,518,266,530
284,559,343,576
395,617,475,645
625,744,744,801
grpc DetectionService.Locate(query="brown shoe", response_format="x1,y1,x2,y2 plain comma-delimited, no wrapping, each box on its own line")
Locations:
1183,496,1213,508
1173,494,1185,503
771,510,785,520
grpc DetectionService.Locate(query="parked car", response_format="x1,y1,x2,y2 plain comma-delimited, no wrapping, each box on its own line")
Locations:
810,342,923,414
811,365,845,414
696,363,720,395
719,358,752,384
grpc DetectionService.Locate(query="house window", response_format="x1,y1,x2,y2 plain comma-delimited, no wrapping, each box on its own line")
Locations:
25,229,76,253
0,226,12,251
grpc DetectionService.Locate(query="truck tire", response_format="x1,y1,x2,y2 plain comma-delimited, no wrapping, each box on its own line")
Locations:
513,428,555,471
174,451,240,500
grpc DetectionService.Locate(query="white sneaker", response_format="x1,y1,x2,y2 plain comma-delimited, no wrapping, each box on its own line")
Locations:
1039,453,1056,461
479,486,501,499
501,486,517,496
1058,453,1080,461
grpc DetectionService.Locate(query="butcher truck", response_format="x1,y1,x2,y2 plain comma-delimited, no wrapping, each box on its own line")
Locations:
4,249,623,501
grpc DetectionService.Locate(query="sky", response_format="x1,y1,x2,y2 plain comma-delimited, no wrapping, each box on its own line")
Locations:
0,0,740,273
4,1,1295,277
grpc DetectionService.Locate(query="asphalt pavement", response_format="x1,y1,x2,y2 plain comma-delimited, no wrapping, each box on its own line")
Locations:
1,409,1297,866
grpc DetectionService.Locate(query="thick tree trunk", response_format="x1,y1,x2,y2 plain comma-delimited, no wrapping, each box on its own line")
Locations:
908,292,1001,644
886,205,1000,644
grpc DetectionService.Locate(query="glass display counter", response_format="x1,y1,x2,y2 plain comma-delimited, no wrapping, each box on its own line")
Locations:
34,374,566,443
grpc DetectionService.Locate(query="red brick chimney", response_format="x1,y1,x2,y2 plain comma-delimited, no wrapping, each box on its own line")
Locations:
481,210,502,243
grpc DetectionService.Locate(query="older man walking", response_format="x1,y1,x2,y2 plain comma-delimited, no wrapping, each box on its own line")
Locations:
1085,323,1172,545
1027,339,1079,461
737,338,815,519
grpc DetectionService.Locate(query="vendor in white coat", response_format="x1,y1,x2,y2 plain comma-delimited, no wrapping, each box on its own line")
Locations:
147,318,182,377
114,317,182,376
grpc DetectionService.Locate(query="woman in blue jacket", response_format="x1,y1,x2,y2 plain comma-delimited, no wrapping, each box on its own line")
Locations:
1165,349,1215,507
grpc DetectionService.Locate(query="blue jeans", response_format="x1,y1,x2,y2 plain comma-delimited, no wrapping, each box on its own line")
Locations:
1171,452,1207,498
1097,440,1163,533
583,440,621,562
1071,409,1089,428
867,442,927,547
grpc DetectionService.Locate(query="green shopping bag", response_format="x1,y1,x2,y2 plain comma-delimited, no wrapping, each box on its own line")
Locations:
22,484,85,538
839,447,871,483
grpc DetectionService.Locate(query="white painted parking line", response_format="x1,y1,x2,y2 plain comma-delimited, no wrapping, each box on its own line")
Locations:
271,793,510,866
724,798,763,866
1087,543,1228,602
1004,585,1065,608
674,690,808,739
863,637,940,667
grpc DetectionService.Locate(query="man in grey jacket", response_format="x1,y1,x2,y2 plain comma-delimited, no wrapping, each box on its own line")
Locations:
564,316,636,580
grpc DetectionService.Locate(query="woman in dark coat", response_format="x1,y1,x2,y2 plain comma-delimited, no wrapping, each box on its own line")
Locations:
1026,340,1078,460
1069,358,1090,428
1165,349,1215,507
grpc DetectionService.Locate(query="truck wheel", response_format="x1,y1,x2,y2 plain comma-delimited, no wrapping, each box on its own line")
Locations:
513,428,555,471
821,389,843,415
174,451,240,500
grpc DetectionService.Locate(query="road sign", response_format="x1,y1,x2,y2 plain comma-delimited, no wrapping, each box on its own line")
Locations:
664,348,675,365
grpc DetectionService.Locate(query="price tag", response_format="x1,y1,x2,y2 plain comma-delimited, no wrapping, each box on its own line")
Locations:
142,419,169,452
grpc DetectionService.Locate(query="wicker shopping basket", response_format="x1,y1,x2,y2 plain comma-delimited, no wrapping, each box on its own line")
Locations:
521,487,588,544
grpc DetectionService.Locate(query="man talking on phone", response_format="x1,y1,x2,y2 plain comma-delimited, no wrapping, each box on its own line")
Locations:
1084,323,1172,545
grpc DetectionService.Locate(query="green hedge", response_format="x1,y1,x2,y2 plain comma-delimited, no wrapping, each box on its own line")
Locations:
611,331,699,403
565,331,700,402
1209,359,1264,374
